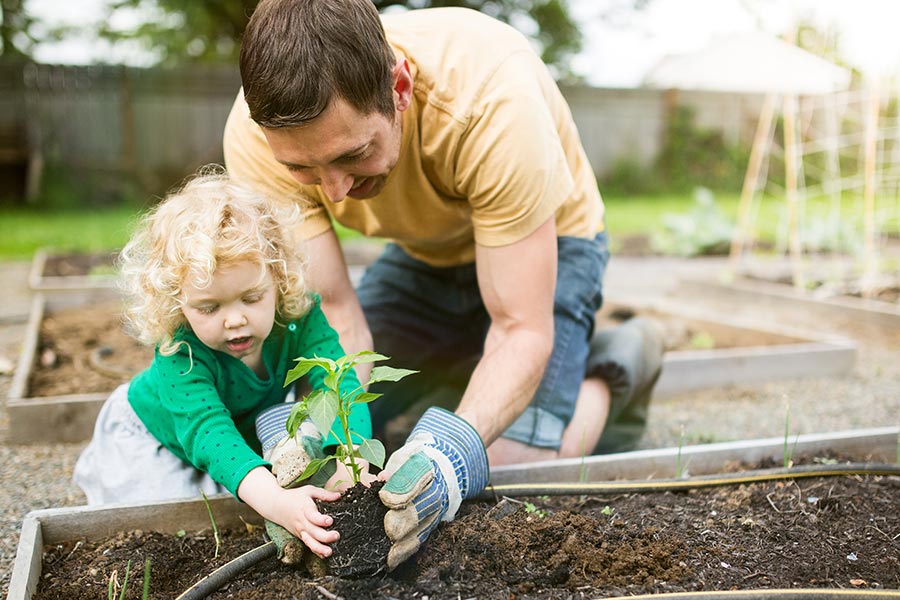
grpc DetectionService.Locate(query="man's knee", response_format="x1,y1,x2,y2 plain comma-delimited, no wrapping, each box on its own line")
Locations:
585,316,665,454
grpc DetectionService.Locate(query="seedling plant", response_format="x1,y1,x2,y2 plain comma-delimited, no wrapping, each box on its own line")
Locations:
284,350,416,486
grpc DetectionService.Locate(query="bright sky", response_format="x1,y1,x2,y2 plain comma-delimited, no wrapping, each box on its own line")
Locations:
26,0,900,85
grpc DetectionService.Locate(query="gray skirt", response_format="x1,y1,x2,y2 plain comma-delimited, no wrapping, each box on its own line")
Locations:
73,383,226,505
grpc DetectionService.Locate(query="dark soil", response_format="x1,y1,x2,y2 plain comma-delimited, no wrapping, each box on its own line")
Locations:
30,301,153,397
34,467,900,599
42,252,118,278
316,481,391,578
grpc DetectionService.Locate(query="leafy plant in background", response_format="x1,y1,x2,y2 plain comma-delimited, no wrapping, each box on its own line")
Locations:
652,188,735,256
284,351,416,486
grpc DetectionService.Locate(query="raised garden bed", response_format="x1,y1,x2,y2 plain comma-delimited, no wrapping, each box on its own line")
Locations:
8,292,857,444
677,273,900,337
600,297,857,398
27,249,119,293
10,427,900,599
6,292,152,444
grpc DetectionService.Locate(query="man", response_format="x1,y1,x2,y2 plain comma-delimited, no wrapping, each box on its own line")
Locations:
224,0,663,569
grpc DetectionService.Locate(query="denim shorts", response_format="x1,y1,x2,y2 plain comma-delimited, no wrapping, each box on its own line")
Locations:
357,232,609,450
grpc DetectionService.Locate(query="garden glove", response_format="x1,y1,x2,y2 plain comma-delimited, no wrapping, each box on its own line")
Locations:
255,403,333,564
379,407,489,571
255,402,330,488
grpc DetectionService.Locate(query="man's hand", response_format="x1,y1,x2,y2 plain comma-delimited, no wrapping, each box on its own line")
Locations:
378,407,489,570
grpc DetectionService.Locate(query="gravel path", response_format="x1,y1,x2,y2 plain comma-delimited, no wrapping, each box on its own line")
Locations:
2,256,898,595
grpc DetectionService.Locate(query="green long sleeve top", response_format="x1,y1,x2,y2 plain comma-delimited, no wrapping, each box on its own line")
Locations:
128,295,372,497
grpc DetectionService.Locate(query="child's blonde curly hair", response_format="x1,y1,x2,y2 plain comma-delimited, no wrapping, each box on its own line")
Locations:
120,168,312,354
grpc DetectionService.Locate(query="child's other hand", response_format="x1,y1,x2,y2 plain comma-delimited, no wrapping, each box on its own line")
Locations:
271,485,341,559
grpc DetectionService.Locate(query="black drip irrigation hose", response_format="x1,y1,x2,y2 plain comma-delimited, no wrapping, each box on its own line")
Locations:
174,541,276,600
175,463,900,600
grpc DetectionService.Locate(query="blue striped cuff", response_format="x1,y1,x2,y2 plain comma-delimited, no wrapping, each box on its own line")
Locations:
411,407,490,499
255,403,294,453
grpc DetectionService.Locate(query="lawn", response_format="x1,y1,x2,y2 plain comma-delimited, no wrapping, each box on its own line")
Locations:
1,189,893,260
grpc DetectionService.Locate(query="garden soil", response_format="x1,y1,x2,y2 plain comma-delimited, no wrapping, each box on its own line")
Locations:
34,463,900,599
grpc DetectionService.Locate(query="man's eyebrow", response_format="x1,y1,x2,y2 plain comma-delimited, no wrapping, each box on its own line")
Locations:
277,143,369,170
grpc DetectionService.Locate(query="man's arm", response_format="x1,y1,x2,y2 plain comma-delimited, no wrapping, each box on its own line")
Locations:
455,217,557,445
305,228,374,382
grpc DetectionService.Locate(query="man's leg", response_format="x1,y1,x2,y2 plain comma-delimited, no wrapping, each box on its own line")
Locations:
489,233,609,465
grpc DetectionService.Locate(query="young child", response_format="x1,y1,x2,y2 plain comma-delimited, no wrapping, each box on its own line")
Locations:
73,169,371,559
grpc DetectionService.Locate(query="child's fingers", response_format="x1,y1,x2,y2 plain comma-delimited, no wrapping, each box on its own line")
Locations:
305,507,334,528
300,529,335,559
306,486,341,502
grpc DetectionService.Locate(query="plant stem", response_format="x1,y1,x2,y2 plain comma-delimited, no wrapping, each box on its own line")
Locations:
783,402,792,468
118,560,131,600
199,490,221,559
142,558,151,600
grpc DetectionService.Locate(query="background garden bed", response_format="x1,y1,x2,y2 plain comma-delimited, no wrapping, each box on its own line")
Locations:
7,291,857,444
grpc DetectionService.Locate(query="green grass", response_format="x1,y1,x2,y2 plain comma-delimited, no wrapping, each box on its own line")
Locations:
1,189,894,261
603,192,740,236
0,206,143,260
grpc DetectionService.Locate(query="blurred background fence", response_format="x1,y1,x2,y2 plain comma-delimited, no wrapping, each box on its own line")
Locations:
0,62,769,205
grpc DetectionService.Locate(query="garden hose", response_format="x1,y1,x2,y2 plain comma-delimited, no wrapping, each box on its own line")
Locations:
475,462,900,499
620,590,900,599
174,541,276,600
175,462,900,600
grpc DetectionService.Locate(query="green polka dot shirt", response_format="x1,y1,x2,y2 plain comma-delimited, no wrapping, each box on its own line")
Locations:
128,295,372,497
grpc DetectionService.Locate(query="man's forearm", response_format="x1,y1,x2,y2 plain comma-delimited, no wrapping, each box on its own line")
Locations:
306,229,374,382
455,322,553,446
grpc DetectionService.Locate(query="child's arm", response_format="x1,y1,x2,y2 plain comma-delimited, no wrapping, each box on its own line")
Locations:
238,466,340,558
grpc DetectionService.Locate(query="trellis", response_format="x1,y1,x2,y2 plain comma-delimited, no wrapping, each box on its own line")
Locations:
729,79,900,298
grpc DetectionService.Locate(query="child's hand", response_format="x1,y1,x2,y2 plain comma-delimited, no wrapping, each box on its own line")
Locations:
270,485,341,559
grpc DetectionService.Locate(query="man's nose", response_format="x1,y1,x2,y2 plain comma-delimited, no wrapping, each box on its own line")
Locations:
319,168,354,202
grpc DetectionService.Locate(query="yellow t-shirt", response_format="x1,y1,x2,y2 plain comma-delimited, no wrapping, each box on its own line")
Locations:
224,7,603,267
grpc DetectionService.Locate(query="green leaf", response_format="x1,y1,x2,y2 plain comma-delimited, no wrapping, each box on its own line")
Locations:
297,457,333,482
352,391,382,404
367,366,418,385
336,350,390,369
324,370,340,391
284,357,335,387
285,403,309,437
308,390,339,435
357,438,385,469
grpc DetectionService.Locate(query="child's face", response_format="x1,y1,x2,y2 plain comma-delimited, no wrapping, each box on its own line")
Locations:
180,261,277,376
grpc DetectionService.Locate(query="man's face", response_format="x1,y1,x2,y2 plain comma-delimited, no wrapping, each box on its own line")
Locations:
263,96,403,203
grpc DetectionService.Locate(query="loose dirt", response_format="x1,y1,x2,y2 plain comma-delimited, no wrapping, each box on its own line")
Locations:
35,467,900,599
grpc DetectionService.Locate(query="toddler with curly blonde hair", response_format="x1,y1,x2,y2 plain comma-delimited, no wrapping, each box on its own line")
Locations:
74,168,371,560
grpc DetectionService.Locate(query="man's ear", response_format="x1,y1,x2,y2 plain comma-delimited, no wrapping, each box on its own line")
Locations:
392,59,412,112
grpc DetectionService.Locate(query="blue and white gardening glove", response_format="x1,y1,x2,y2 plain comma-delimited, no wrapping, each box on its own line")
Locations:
256,403,331,564
256,402,330,488
378,407,489,571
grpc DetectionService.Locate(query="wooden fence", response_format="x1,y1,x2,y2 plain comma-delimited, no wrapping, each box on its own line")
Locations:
0,63,768,203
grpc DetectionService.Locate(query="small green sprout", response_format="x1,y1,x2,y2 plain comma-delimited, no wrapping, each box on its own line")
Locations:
687,331,715,350
199,489,221,559
284,350,417,486
107,560,131,600
600,505,613,516
523,501,547,518
782,401,799,468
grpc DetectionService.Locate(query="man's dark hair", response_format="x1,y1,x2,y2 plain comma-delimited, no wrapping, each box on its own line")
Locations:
240,0,397,128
